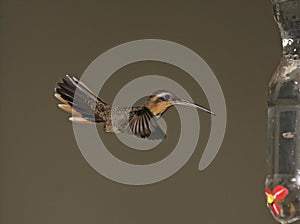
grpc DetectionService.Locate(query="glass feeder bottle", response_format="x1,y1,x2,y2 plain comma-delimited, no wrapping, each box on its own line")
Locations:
266,0,300,223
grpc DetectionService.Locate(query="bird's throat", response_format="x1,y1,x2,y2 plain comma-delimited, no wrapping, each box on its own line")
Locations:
145,102,173,117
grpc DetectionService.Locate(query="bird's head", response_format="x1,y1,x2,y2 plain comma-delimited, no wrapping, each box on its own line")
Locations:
144,90,215,117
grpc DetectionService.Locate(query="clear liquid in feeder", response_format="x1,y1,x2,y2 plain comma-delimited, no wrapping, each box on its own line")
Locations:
266,0,300,223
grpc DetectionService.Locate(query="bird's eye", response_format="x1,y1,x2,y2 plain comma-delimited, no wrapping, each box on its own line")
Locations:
164,94,171,100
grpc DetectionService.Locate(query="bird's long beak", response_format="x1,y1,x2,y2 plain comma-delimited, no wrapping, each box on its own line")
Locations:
173,98,215,116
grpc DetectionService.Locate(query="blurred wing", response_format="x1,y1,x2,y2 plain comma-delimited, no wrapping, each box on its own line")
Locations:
127,107,165,140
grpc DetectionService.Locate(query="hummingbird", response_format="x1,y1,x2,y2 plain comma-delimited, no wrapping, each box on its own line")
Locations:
54,75,215,139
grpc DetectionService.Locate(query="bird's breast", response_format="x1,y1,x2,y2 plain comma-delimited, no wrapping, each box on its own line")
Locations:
104,107,133,132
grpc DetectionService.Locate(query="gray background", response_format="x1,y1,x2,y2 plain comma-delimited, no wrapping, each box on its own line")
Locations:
0,0,278,223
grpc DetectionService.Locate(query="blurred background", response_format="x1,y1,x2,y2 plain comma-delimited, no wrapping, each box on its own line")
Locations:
0,0,280,223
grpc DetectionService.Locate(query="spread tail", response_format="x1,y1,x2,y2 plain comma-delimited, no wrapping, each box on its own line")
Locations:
54,75,109,124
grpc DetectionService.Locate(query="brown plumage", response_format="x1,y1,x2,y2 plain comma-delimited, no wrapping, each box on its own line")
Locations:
54,75,214,139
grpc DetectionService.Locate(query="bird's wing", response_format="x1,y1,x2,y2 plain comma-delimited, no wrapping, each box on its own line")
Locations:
127,107,166,140
55,75,110,123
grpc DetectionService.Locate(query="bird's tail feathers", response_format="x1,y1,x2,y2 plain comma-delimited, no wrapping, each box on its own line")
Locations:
54,75,107,124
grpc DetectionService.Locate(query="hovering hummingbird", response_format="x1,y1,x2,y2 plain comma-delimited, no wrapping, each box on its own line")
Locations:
54,75,215,139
